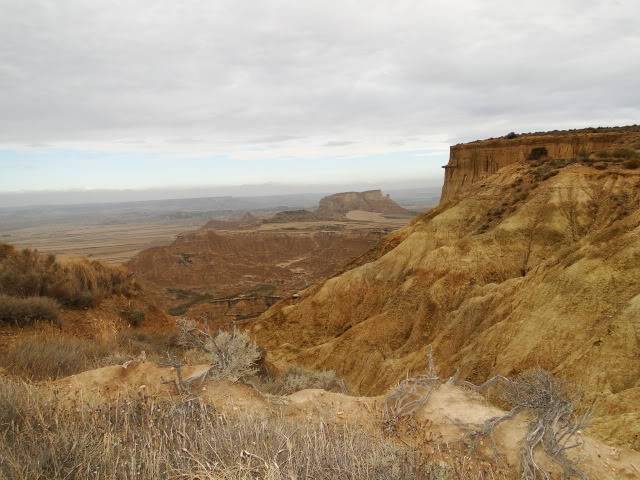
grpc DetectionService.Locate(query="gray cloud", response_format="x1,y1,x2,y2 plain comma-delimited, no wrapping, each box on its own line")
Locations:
1,0,638,151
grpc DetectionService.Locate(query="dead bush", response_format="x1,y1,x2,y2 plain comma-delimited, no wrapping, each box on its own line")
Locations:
0,332,112,380
173,319,262,384
461,368,590,480
206,329,262,381
379,353,589,479
0,295,59,326
383,348,444,434
0,379,508,479
262,366,348,395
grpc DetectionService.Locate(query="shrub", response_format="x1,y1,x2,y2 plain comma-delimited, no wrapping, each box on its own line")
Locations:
123,308,145,327
527,147,548,161
0,332,111,380
0,384,510,479
577,148,590,161
262,366,348,395
462,368,589,480
0,295,59,325
623,158,640,169
611,147,637,159
206,329,262,381
175,320,263,382
505,131,518,139
0,244,135,309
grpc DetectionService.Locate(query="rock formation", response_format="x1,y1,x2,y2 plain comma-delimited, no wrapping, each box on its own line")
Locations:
316,190,410,218
441,126,640,202
251,126,640,450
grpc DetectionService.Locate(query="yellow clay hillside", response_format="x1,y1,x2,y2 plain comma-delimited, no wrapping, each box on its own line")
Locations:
250,128,640,450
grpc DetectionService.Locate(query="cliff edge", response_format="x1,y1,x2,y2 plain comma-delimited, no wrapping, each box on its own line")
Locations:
441,125,640,202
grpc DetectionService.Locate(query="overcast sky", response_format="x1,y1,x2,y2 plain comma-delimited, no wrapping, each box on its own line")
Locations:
1,0,639,195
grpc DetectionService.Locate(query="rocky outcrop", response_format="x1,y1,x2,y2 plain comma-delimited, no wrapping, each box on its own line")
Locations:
264,190,410,223
441,126,640,202
316,190,409,218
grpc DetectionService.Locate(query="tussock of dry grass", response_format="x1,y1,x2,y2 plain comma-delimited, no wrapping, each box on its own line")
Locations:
0,328,187,381
0,376,509,480
259,366,348,395
0,332,113,380
0,295,59,326
0,243,136,309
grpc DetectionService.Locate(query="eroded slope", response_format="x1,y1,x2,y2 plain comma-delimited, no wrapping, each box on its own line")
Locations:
251,133,640,450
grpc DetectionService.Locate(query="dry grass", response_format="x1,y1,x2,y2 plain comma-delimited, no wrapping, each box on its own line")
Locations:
259,366,348,395
0,332,114,380
0,295,59,326
0,243,136,309
0,376,510,480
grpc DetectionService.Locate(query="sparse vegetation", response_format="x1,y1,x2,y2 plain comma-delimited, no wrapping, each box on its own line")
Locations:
122,307,145,326
383,348,441,434
611,147,637,159
461,369,590,480
263,366,348,395
174,319,263,384
594,147,637,161
0,243,135,309
526,146,548,161
381,352,590,480
623,158,640,169
0,295,59,325
0,332,112,380
0,376,508,479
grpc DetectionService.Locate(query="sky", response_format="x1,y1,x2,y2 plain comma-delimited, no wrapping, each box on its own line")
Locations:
1,0,639,198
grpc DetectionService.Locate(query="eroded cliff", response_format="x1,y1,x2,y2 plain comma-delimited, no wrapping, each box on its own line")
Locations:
317,189,409,218
251,127,640,450
441,126,640,202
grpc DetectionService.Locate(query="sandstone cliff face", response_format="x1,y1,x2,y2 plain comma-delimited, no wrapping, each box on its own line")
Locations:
441,127,640,202
251,128,640,450
317,190,409,218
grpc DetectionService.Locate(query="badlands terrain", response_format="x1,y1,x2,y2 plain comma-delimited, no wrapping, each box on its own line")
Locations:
128,190,414,327
1,126,640,479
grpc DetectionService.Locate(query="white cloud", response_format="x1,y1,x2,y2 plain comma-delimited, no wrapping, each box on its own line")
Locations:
0,0,638,186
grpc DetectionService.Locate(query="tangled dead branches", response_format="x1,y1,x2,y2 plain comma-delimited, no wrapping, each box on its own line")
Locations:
164,319,262,393
382,348,454,433
461,368,591,480
382,350,590,479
